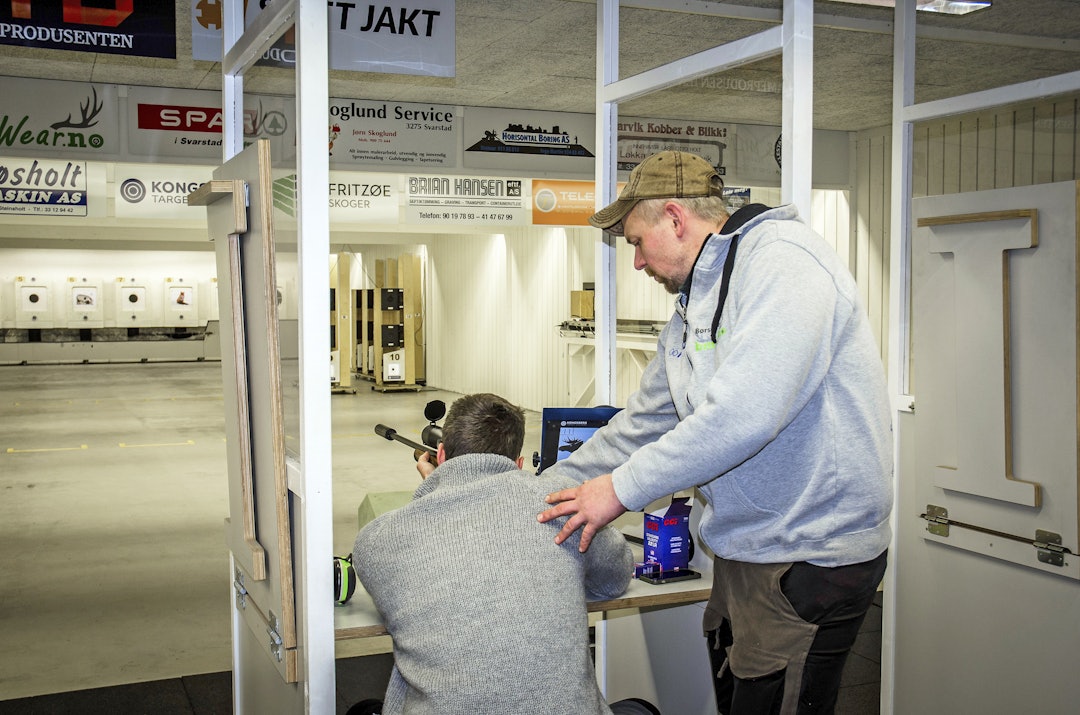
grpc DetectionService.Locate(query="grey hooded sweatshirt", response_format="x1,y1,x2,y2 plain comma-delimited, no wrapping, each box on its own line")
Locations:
550,204,893,568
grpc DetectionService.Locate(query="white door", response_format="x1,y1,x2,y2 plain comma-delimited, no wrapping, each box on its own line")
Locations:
893,181,1080,713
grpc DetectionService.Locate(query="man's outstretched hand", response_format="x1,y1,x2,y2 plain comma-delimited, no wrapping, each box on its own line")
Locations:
538,473,627,552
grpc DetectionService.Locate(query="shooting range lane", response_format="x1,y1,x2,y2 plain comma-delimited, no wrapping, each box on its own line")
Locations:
0,360,464,700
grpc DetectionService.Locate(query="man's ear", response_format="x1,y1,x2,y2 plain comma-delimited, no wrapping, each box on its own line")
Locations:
515,456,525,469
665,201,689,238
436,443,447,465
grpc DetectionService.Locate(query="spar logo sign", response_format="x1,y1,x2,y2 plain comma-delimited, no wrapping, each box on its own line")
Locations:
0,86,107,151
136,100,289,145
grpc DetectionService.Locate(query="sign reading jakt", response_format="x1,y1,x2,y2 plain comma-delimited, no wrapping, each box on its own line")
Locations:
193,1,455,77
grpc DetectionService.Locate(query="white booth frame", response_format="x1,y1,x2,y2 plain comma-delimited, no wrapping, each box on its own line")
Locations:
219,1,334,713
883,3,1080,714
211,0,1080,711
590,0,814,706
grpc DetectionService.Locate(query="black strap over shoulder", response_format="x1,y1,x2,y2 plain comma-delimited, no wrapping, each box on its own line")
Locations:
710,236,739,343
708,203,772,343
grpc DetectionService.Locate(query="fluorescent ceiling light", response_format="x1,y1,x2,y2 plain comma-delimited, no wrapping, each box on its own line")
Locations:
826,0,991,15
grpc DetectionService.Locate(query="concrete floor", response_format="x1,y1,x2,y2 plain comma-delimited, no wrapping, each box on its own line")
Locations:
0,361,476,701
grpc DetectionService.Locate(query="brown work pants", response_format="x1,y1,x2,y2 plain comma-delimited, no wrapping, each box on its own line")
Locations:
703,551,887,715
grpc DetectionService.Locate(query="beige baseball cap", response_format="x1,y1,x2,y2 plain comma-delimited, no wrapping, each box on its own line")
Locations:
588,150,725,234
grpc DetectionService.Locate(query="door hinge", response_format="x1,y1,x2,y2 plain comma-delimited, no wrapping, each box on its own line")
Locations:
923,504,949,536
920,507,1072,568
233,567,247,609
1034,530,1066,567
267,611,283,662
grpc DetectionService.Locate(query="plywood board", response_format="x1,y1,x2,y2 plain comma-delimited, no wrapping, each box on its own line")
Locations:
193,141,298,682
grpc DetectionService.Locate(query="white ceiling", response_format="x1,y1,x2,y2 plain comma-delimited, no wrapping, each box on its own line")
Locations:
1,0,1079,132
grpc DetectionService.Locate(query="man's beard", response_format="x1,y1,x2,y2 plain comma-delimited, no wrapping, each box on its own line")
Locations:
646,268,681,295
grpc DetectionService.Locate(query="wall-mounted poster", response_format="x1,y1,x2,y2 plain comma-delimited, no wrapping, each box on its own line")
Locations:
15,278,53,328
403,174,528,226
464,107,594,174
127,87,295,163
120,285,146,311
169,286,190,307
192,0,455,77
0,0,176,58
0,157,88,216
723,188,752,213
114,163,214,219
328,99,458,169
531,179,595,227
0,78,121,159
20,283,48,311
617,116,731,176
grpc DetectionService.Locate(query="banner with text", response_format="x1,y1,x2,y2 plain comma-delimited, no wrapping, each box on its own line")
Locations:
1,0,176,58
192,1,455,77
266,171,401,225
113,164,214,219
0,157,89,216
404,174,527,226
329,171,400,224
531,179,595,227
463,107,594,174
127,86,296,163
329,99,457,169
0,77,121,158
618,117,733,176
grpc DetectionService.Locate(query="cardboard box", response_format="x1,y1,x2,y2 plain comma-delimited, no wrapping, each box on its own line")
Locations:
570,290,594,319
644,496,693,571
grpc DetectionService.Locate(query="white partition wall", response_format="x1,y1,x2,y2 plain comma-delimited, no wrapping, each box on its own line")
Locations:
884,3,1080,713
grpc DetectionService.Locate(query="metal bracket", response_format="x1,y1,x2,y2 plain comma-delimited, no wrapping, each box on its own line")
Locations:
1035,530,1066,567
924,504,949,536
232,567,247,610
920,510,1072,568
267,611,283,662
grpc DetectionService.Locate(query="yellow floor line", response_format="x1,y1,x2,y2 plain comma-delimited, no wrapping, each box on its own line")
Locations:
118,440,196,448
6,444,89,453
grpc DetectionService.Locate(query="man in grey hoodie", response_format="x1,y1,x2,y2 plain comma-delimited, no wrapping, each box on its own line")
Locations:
538,151,892,715
354,393,657,715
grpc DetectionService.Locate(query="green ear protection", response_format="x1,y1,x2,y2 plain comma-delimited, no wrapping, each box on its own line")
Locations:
334,554,357,605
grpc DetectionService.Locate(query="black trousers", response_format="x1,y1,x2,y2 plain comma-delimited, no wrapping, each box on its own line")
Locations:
705,551,887,715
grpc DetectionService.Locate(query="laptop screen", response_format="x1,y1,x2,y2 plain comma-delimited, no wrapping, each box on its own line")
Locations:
536,406,621,474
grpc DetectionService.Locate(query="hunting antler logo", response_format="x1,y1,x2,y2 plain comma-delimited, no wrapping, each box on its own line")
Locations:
51,87,104,131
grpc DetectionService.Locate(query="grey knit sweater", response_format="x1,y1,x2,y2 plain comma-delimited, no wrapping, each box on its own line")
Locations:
353,453,634,715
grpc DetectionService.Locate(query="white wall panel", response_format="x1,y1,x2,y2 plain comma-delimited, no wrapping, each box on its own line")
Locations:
425,228,578,412
855,94,1080,368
